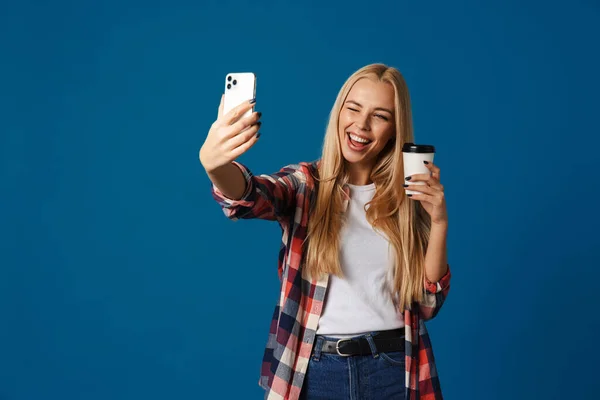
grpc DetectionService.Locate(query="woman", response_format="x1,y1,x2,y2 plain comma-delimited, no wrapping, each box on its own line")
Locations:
200,64,451,400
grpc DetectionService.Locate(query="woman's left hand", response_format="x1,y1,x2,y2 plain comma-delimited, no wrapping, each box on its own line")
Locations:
404,161,448,226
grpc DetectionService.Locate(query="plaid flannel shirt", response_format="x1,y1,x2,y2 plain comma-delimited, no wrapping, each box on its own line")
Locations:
210,160,452,400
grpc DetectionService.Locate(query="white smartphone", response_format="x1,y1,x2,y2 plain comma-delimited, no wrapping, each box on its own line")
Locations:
223,72,256,119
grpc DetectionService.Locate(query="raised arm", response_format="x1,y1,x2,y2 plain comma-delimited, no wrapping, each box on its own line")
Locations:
209,161,306,222
205,161,248,201
199,94,308,223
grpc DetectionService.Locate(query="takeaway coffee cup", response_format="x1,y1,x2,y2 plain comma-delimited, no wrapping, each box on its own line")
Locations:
402,143,436,195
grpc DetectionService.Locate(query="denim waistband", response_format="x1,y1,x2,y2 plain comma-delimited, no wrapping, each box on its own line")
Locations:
312,328,405,360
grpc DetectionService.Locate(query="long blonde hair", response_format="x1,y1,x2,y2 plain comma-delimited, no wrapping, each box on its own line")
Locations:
303,63,431,311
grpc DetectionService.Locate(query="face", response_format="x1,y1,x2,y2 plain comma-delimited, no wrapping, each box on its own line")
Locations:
338,78,396,179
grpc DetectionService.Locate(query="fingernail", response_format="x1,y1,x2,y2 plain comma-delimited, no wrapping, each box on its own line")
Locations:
423,161,429,164
249,98,256,104
257,112,262,118
405,176,411,181
257,121,262,127
256,133,261,139
403,184,409,187
407,194,413,197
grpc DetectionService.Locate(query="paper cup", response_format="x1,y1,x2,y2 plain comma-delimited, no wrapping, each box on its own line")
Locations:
402,143,436,195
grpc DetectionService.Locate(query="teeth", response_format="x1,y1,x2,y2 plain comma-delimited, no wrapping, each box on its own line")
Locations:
349,133,371,144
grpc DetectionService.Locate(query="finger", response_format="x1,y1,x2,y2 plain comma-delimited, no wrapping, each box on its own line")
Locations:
403,183,436,195
408,192,444,209
230,127,261,158
407,178,444,192
424,161,441,179
217,93,224,119
220,98,256,126
405,172,439,184
423,161,440,174
405,173,429,183
407,192,434,203
229,121,261,148
227,111,261,137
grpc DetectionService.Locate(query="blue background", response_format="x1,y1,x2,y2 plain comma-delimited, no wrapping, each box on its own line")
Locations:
2,0,599,399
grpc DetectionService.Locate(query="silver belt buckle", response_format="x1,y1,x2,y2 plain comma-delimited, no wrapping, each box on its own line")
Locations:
335,338,352,357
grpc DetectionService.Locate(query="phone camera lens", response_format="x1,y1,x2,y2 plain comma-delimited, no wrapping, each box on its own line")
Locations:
227,83,231,89
227,76,232,82
233,80,237,85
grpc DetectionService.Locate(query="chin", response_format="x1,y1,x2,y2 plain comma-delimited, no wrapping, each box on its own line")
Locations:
341,150,363,164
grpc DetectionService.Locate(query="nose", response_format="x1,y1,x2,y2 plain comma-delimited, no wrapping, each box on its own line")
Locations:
354,111,370,131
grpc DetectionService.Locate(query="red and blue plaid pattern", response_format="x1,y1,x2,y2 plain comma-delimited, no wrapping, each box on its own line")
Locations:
211,160,452,400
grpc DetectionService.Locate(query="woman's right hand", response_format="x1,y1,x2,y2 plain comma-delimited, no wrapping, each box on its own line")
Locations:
199,95,262,173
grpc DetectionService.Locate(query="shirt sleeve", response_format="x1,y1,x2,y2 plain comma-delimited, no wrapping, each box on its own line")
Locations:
417,264,451,321
210,161,306,223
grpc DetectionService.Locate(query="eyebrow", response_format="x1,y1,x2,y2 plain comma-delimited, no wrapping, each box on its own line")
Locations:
345,100,393,115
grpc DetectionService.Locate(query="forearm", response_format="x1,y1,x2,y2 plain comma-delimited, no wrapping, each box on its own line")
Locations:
424,222,449,283
204,162,247,201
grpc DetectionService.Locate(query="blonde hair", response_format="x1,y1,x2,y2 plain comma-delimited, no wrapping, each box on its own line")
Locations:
303,63,431,311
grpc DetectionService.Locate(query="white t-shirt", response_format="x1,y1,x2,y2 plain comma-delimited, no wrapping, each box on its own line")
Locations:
316,182,405,338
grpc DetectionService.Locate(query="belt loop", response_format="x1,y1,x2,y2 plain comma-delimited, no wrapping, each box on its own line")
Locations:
312,336,323,361
364,334,379,358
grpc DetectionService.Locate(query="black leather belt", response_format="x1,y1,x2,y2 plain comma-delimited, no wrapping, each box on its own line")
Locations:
313,329,405,357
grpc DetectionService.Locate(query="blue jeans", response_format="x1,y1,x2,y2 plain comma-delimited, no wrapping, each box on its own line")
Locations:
299,331,406,400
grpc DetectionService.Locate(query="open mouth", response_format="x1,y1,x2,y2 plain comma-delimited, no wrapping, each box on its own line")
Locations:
346,132,372,151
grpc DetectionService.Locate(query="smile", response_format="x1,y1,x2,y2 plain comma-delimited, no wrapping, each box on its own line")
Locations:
347,132,372,144
346,132,372,151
